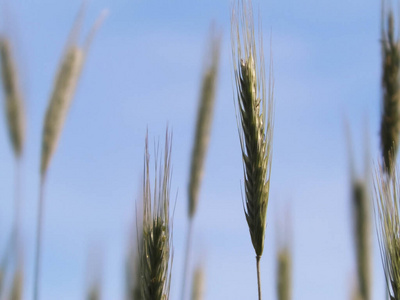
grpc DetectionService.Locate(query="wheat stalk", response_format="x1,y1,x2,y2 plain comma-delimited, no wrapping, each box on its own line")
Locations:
181,27,221,300
33,8,106,300
380,1,400,175
140,130,173,300
374,165,400,299
231,1,274,299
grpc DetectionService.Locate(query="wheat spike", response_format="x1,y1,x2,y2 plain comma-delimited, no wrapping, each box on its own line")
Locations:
0,37,25,158
140,130,173,300
352,179,372,300
190,264,205,300
188,28,221,218
9,268,23,300
374,166,400,299
40,46,83,176
232,0,274,259
277,246,291,300
232,1,273,299
381,3,400,175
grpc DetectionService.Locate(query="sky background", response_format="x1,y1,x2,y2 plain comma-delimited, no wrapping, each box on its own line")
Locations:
0,0,386,299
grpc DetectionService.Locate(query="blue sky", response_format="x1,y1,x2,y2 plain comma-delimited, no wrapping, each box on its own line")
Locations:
0,0,386,299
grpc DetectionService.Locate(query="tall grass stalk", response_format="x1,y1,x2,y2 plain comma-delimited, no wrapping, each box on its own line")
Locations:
231,1,274,299
33,8,106,300
0,34,25,261
181,28,221,300
380,1,400,175
139,131,173,300
374,166,400,299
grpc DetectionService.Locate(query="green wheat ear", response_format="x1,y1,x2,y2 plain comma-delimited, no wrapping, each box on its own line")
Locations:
231,1,274,299
140,130,173,300
381,2,400,175
374,165,400,299
231,0,274,259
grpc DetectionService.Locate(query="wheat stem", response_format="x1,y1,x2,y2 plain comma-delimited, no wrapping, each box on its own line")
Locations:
256,255,262,300
181,219,194,300
33,176,46,300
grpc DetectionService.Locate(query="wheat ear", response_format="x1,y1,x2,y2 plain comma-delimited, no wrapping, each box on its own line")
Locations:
33,8,106,300
381,1,400,175
231,1,274,299
0,36,25,159
181,28,221,300
140,130,173,300
374,165,400,299
190,264,205,300
277,246,291,300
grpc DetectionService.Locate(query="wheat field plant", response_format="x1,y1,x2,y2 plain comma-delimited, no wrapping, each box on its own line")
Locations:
34,7,107,300
139,130,173,300
380,1,400,176
181,27,221,300
231,0,274,299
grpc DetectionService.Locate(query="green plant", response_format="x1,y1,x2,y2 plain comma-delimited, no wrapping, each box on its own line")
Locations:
231,0,274,298
34,8,106,300
380,3,400,175
139,131,173,300
181,27,221,300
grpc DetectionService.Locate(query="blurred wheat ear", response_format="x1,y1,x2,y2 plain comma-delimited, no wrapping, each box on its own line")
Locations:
374,165,400,299
9,267,23,300
140,130,173,300
351,179,372,300
33,7,107,300
181,26,221,300
190,264,205,300
0,36,25,159
345,122,372,300
381,3,400,175
231,0,274,299
277,246,291,300
188,27,221,218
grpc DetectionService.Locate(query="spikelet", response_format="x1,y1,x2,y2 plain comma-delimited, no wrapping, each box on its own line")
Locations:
140,131,173,300
40,8,107,176
374,166,400,299
0,36,25,158
190,265,205,300
231,0,274,258
188,29,221,218
380,3,400,175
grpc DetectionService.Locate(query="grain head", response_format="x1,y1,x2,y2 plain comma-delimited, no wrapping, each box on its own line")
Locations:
231,0,274,257
140,131,173,300
0,36,25,158
381,4,400,175
188,28,221,219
